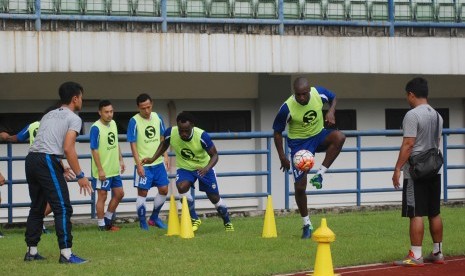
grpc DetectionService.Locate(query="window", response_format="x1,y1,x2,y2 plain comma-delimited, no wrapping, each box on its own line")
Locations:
385,108,449,130
323,109,357,130
0,113,43,135
186,111,251,133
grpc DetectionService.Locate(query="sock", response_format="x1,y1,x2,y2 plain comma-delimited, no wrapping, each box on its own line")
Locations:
61,248,72,259
180,192,198,220
410,246,422,259
302,216,312,227
97,219,105,227
136,196,147,220
316,165,328,176
214,198,231,224
150,194,167,220
28,246,38,255
433,242,442,254
104,211,113,220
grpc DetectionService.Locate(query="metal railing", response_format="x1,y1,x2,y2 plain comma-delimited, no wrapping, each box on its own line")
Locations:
1,0,465,35
1,129,464,223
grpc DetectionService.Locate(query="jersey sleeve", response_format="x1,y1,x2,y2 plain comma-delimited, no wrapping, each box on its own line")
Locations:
164,127,172,144
69,114,82,134
158,114,166,137
315,86,336,104
402,111,418,138
272,103,290,133
16,124,30,142
200,131,214,150
89,125,100,150
126,117,137,143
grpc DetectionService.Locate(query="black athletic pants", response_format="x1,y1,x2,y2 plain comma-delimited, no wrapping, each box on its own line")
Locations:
25,152,73,249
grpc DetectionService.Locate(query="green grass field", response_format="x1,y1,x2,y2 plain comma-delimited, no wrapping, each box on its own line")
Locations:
1,205,464,276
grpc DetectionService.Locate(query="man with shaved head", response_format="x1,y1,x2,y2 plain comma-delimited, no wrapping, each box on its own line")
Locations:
273,77,346,239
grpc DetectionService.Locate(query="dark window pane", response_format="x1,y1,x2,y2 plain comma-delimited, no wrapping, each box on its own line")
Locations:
323,109,357,130
186,111,251,132
385,108,449,130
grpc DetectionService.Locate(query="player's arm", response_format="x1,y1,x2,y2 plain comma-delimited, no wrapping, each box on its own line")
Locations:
60,160,75,181
63,130,93,196
272,104,291,172
197,132,217,177
316,86,337,126
0,172,5,186
127,118,145,177
0,132,13,142
392,137,415,189
161,136,170,170
118,145,126,174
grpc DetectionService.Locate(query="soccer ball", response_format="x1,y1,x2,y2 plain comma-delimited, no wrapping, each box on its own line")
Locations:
293,150,314,172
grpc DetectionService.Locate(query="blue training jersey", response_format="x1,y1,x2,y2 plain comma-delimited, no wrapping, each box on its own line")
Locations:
126,113,166,143
272,86,335,134
163,127,214,151
16,124,31,142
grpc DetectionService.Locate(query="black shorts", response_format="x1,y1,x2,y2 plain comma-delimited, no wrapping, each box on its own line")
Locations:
401,174,441,218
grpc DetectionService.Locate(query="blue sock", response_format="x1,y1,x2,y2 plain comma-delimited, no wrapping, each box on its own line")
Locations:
150,205,163,221
180,197,199,220
217,206,230,224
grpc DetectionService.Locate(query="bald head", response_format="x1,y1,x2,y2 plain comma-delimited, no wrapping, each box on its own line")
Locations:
293,77,310,92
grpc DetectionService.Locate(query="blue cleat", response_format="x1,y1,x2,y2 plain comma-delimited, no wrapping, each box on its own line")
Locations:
310,174,323,189
148,218,167,229
24,252,46,261
59,254,88,264
139,219,149,231
301,224,313,239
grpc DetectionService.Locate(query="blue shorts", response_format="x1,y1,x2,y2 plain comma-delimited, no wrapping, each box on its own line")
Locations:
133,163,169,190
289,128,334,182
92,175,123,191
176,168,219,195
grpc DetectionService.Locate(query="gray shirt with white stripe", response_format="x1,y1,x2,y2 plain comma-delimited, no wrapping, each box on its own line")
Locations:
402,104,443,178
29,107,82,156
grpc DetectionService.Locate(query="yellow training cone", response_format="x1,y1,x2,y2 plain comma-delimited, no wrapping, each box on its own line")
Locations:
180,196,194,239
166,195,180,236
262,195,277,238
310,218,339,276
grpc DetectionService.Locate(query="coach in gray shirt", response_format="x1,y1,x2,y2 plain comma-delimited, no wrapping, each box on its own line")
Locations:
24,82,93,264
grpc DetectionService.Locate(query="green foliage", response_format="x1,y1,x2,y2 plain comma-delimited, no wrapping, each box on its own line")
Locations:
1,206,464,275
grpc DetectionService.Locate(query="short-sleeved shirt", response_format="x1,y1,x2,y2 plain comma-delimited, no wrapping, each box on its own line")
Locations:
17,121,40,145
126,112,166,166
272,86,335,147
164,126,213,171
402,104,443,178
29,107,82,156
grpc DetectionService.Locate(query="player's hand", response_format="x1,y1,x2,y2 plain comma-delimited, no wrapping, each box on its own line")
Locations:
63,167,76,181
279,157,291,172
0,172,5,185
140,158,153,166
98,169,106,181
0,132,9,142
392,169,401,190
120,161,126,174
77,177,93,196
136,163,145,178
164,158,170,170
197,167,209,177
325,113,336,126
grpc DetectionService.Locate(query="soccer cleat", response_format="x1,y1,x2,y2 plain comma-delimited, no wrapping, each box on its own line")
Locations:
301,224,313,239
424,251,445,264
59,254,88,264
393,250,424,267
224,222,234,232
310,174,323,189
191,219,202,232
99,225,120,232
148,218,167,229
139,219,149,231
24,252,46,261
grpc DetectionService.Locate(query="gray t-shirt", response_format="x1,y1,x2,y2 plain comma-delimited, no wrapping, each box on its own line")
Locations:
30,107,82,156
402,104,443,178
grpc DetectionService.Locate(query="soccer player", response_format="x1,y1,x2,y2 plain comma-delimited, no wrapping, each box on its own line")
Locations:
24,81,93,264
142,111,234,232
273,77,345,239
127,93,170,230
0,171,5,238
90,100,126,232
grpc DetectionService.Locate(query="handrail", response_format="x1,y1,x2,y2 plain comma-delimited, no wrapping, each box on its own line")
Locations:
1,0,465,35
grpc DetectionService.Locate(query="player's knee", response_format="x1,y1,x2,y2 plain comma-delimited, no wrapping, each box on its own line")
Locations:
158,187,168,196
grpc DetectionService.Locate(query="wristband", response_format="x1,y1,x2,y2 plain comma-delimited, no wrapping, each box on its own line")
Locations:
76,171,85,179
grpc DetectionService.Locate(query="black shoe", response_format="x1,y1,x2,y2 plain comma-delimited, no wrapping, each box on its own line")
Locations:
24,252,46,261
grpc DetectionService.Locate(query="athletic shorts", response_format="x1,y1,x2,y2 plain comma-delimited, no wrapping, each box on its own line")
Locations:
401,174,441,218
133,163,169,190
290,128,334,182
92,175,123,191
176,168,219,195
